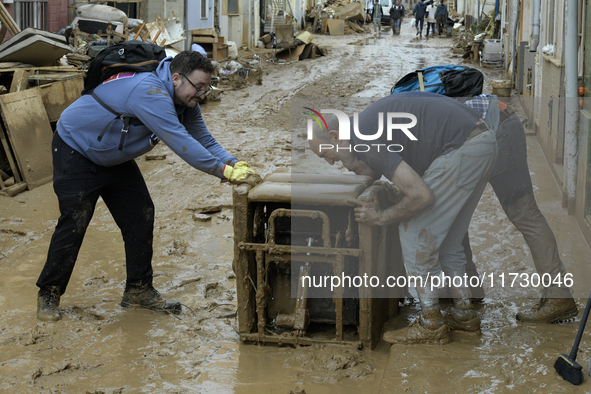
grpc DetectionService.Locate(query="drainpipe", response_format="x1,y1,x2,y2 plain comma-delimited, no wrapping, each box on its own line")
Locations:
529,0,540,52
564,0,579,214
510,0,520,77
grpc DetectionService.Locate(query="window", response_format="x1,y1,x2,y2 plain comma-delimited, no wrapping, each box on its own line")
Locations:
201,0,207,19
14,0,48,30
546,0,555,46
228,0,239,14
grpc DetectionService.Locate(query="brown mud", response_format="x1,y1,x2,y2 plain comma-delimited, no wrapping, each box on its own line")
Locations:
1,22,591,393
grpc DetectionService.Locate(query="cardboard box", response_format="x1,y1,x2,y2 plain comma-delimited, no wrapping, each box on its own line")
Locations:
327,19,345,35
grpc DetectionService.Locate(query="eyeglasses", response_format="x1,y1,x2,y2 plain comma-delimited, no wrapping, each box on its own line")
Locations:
180,73,213,97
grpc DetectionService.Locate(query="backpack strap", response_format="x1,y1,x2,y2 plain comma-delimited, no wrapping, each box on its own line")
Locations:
91,71,158,150
91,91,138,151
417,72,425,91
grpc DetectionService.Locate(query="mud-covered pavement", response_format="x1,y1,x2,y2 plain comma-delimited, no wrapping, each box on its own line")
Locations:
2,22,591,393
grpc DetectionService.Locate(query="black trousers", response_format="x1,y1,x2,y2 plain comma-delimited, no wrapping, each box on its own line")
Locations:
36,132,155,294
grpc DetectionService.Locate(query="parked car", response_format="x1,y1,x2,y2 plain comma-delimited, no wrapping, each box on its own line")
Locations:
379,0,394,24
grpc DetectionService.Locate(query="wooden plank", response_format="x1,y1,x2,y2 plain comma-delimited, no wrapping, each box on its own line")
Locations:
0,66,82,73
191,29,217,37
29,73,83,82
36,78,84,122
0,24,7,43
0,125,21,183
0,2,20,36
9,69,31,93
192,36,217,44
5,182,26,197
0,89,53,189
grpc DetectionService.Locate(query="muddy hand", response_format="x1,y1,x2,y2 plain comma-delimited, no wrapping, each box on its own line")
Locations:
234,161,263,186
373,180,403,205
222,164,262,186
346,198,383,225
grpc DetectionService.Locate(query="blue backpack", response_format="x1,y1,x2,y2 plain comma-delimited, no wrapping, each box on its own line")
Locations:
390,65,484,97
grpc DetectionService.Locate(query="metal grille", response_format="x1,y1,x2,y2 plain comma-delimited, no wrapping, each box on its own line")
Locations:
14,0,48,31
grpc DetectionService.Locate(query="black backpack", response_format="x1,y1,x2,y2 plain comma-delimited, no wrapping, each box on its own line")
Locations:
82,41,167,150
82,40,166,95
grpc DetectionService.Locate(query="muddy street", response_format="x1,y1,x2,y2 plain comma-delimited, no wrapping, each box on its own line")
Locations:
2,21,591,393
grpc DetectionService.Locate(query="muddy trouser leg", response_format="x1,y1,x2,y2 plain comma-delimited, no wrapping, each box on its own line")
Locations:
489,113,567,279
36,133,102,295
399,129,497,316
100,160,155,289
462,97,502,281
436,15,444,34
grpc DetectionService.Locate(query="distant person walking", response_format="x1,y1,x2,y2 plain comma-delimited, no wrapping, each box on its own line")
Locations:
389,0,405,36
373,0,383,37
412,0,428,38
425,1,437,37
366,0,374,23
435,0,449,36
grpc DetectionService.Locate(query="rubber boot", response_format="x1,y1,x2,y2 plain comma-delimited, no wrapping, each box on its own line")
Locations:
516,286,578,323
37,286,61,322
121,283,182,315
383,299,451,345
465,267,485,302
444,297,481,335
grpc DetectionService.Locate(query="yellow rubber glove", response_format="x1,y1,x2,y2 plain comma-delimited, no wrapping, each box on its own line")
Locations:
222,164,262,186
234,161,263,184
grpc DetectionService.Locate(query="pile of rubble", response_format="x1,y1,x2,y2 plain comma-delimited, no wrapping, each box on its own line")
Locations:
305,0,367,36
66,4,185,66
450,11,499,65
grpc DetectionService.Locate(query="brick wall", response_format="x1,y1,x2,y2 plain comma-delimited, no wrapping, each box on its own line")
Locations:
48,0,69,33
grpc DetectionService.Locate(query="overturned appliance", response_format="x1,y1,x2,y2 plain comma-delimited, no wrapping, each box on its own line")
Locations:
480,39,504,69
233,173,405,349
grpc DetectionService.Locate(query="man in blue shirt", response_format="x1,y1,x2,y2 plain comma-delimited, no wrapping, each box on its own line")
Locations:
309,93,498,344
36,51,261,322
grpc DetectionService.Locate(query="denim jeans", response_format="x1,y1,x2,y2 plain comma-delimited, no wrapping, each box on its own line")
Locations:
398,128,498,299
416,17,424,32
426,22,435,35
36,132,155,294
392,18,401,33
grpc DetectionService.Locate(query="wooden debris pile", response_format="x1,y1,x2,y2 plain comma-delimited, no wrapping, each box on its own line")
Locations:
305,0,367,35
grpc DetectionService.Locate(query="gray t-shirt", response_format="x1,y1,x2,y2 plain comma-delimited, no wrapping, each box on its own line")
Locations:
352,92,481,178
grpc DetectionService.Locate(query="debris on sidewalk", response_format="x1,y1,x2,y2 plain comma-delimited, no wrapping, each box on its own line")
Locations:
305,0,366,35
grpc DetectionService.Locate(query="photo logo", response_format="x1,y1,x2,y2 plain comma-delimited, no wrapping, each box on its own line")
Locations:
304,108,418,141
304,108,418,153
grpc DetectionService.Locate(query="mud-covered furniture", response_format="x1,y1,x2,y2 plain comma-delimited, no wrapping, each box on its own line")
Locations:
233,173,405,349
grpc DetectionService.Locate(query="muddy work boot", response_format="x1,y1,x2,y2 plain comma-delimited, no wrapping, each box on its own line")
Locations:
37,286,61,322
383,306,451,345
444,299,481,335
516,286,578,324
121,284,182,315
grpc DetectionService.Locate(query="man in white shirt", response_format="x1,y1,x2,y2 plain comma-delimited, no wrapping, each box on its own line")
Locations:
425,0,437,37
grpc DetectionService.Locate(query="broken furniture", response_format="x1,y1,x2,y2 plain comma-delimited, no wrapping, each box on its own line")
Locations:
233,173,404,349
0,89,53,191
274,24,296,63
190,29,228,61
0,28,71,67
0,67,84,196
